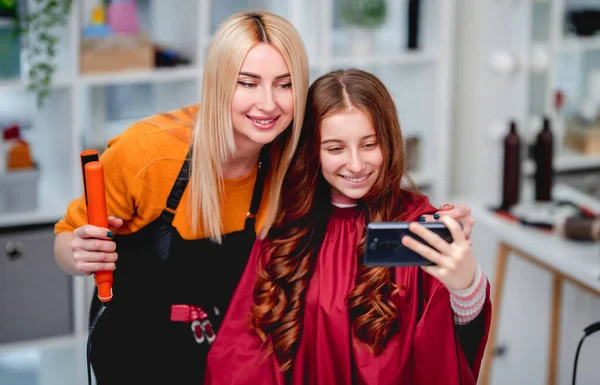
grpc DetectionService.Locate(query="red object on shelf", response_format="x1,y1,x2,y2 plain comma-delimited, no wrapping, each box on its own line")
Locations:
554,90,565,112
3,124,20,140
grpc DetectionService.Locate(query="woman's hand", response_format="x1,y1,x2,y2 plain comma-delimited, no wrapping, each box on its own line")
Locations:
420,202,474,239
401,215,477,291
71,216,123,275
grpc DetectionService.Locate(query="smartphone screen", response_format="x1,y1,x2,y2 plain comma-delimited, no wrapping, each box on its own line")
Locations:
363,222,453,267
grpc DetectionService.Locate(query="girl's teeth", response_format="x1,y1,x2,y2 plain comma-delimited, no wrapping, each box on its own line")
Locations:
344,176,368,183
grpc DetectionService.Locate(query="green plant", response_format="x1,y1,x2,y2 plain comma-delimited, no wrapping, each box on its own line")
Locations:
0,0,17,16
339,0,387,29
18,0,74,108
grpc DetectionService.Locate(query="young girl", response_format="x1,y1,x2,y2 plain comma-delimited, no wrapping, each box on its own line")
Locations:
204,69,491,385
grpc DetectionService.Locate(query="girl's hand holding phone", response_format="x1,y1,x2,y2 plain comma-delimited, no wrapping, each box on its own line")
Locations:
420,202,475,240
401,215,478,291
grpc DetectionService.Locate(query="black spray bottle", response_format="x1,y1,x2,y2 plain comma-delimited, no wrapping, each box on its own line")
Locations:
407,0,420,50
533,117,554,202
501,120,521,210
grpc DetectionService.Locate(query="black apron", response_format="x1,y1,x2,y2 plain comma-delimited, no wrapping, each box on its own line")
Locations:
89,151,266,385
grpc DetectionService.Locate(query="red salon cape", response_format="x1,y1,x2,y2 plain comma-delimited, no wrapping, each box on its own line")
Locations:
205,192,491,385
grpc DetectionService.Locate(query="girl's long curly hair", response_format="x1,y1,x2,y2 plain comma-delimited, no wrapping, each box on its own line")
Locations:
251,69,414,371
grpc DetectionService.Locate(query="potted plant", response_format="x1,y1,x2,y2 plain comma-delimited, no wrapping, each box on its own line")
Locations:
0,0,20,80
339,0,387,55
17,0,74,108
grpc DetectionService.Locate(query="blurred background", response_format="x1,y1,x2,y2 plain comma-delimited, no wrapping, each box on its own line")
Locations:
1,0,600,384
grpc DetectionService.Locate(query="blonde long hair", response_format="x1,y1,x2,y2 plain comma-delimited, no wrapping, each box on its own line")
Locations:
189,11,309,242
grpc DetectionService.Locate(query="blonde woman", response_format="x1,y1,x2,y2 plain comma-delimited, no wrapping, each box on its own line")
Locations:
53,11,308,384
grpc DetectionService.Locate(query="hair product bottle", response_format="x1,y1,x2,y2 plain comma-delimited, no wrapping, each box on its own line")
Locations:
407,0,420,49
555,216,600,241
501,120,521,210
534,116,554,202
4,125,35,170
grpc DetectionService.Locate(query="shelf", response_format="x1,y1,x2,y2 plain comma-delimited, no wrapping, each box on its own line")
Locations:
0,189,69,228
78,65,201,86
0,334,78,356
0,334,82,385
553,150,600,172
523,149,600,176
328,52,437,67
0,76,73,93
559,35,600,53
0,79,27,92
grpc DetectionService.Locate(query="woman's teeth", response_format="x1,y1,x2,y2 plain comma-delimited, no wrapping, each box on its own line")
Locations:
252,118,275,124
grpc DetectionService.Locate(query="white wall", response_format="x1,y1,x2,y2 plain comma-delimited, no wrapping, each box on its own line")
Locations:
452,1,600,384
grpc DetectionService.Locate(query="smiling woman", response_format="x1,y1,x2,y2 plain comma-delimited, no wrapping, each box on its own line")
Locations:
52,10,309,385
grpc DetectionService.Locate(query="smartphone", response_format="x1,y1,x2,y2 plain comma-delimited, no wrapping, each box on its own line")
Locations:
364,222,453,267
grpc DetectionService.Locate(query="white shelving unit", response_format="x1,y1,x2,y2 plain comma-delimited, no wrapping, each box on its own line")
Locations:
529,0,600,175
79,65,201,86
524,147,600,176
454,0,600,202
0,1,456,383
523,0,600,202
453,2,600,385
560,35,600,54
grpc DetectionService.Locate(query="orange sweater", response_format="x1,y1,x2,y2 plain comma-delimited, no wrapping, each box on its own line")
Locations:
54,105,268,239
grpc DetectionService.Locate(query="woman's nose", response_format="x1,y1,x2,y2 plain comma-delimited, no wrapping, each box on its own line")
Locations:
256,88,276,113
